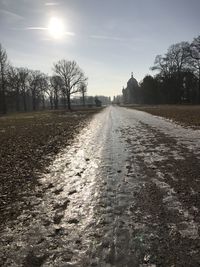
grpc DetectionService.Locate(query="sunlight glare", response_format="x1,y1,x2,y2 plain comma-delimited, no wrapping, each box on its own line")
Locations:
48,17,65,39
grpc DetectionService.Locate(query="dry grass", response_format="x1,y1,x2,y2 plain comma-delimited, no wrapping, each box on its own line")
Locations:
128,105,200,129
0,108,101,226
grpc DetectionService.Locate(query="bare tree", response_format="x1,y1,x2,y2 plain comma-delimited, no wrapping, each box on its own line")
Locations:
50,75,63,109
151,55,170,86
46,76,54,110
189,36,200,103
152,42,190,76
29,70,48,111
167,42,191,78
7,66,21,111
18,68,30,112
0,44,8,114
151,42,191,103
79,82,87,106
38,74,49,109
190,36,200,60
53,60,87,110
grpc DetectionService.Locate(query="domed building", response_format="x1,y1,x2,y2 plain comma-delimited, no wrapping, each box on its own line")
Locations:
122,73,139,104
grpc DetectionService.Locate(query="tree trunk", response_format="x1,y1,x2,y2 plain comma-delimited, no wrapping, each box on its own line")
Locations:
177,72,182,104
0,90,6,114
62,92,67,109
0,74,7,114
67,93,71,110
198,72,200,104
1,91,6,114
50,95,53,110
15,87,20,112
82,91,85,106
22,89,27,112
2,90,7,114
42,95,45,109
32,91,36,111
54,91,58,109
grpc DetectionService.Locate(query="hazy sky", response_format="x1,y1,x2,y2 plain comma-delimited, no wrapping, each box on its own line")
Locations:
0,0,200,97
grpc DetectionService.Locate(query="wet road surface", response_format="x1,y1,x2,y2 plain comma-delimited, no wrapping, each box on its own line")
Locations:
0,106,200,266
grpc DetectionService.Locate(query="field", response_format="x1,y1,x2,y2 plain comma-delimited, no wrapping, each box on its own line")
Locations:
1,106,200,266
127,105,200,129
0,108,101,227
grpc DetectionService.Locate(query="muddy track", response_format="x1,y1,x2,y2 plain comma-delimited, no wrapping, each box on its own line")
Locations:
0,106,199,266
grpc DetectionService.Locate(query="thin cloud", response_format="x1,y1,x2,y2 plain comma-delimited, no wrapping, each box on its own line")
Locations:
0,9,24,22
45,2,60,6
90,35,125,41
64,31,75,36
25,27,47,30
24,27,75,37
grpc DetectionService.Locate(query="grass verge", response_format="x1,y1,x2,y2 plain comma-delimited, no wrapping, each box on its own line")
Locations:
125,105,200,129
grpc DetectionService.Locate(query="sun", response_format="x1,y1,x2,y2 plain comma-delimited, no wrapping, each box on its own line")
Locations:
48,17,65,39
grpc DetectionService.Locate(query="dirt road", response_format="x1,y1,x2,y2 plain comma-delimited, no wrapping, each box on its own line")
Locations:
0,106,200,266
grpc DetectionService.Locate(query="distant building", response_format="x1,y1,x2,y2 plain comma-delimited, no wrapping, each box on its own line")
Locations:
122,73,139,104
94,97,102,107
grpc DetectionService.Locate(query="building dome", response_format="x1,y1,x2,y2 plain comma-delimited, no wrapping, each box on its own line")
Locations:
127,73,138,88
122,73,139,104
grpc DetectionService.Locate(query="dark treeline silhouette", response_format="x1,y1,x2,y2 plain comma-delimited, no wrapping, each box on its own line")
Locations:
121,35,200,105
71,95,111,106
0,43,89,114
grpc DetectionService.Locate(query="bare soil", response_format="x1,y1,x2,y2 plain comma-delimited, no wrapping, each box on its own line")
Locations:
126,105,200,129
0,108,101,228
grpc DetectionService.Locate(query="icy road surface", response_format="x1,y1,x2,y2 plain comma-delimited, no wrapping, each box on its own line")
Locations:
0,106,200,267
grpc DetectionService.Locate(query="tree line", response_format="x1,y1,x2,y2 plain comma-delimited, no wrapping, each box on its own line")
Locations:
120,35,200,105
0,43,88,114
140,35,200,104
